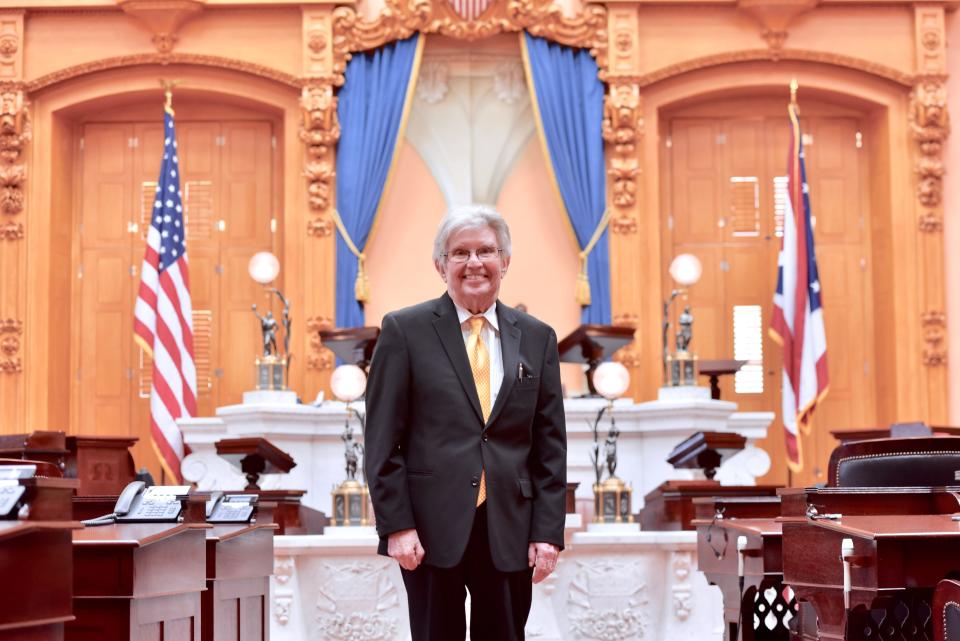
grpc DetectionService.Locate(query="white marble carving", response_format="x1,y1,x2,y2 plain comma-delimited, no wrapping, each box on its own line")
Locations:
494,60,525,104
416,61,449,105
406,47,535,206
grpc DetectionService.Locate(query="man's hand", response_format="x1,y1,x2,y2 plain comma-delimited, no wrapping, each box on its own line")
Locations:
528,541,560,584
387,528,425,571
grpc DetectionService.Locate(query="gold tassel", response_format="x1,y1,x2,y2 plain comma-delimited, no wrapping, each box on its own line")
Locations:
576,254,591,306
354,254,370,304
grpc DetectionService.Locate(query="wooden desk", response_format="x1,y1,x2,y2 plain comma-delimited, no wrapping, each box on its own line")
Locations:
202,523,276,641
64,436,137,496
0,474,81,641
780,487,960,641
67,522,209,641
640,480,780,531
692,496,789,641
0,521,79,641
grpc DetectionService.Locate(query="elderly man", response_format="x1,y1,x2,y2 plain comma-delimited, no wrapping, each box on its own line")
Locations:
364,205,567,641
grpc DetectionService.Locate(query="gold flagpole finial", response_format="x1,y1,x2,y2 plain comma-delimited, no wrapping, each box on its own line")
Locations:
159,79,180,113
790,78,799,105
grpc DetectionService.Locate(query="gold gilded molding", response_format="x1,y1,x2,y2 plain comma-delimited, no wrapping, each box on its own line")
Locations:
306,315,335,370
603,82,641,229
909,78,948,220
0,318,22,373
0,84,29,217
331,0,608,85
300,82,340,221
922,310,947,367
636,49,914,88
26,54,300,93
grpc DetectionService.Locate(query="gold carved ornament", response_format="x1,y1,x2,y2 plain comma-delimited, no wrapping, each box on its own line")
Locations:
306,316,335,370
330,0,608,86
602,82,641,234
921,310,947,367
0,318,22,373
0,83,29,218
300,82,341,235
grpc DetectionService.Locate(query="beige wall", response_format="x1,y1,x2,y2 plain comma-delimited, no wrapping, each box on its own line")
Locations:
365,137,586,394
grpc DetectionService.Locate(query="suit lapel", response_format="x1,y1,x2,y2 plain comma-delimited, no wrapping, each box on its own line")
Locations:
432,294,484,424
486,301,520,429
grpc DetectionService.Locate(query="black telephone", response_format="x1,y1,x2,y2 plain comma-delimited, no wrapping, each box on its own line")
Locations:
0,464,34,519
83,481,189,526
205,492,257,524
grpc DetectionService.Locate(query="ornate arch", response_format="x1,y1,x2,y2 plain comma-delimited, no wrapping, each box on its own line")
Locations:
25,53,301,93
635,48,915,89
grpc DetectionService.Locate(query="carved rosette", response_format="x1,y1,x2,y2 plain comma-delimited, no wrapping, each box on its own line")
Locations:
602,82,641,234
671,551,694,621
307,315,335,370
0,83,29,220
0,318,22,373
921,310,947,366
300,82,341,235
909,78,948,229
273,556,295,625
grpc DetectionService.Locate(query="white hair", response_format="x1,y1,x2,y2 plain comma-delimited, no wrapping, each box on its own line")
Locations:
432,204,512,263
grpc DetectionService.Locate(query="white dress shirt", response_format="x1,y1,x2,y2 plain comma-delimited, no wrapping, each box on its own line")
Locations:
454,301,504,410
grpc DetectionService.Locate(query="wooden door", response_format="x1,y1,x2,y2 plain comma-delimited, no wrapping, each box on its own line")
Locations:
76,118,277,478
665,103,874,486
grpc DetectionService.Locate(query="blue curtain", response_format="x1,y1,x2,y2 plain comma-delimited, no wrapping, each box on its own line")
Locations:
523,32,610,325
336,34,421,328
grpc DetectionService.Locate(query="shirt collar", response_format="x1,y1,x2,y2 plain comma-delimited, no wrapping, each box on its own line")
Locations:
454,301,499,332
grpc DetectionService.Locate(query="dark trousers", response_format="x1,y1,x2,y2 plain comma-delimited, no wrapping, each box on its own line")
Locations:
401,504,533,641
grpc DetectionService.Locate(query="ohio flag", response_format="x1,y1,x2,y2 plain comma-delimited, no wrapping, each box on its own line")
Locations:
770,97,829,473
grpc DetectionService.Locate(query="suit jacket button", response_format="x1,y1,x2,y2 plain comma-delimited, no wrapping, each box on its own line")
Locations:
482,435,488,442
471,477,479,487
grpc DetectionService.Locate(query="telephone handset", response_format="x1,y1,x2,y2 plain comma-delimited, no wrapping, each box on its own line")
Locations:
114,482,189,522
0,464,35,519
205,493,257,524
83,481,189,526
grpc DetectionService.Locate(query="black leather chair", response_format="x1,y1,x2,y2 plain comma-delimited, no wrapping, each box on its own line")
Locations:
935,579,960,641
827,437,960,487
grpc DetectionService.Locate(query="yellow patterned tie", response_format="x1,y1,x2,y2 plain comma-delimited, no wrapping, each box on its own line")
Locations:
468,316,490,506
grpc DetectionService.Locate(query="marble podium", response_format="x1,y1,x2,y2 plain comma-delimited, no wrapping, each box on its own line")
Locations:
178,386,770,641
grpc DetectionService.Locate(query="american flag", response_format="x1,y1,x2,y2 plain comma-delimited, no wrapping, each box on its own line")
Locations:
770,95,829,473
133,101,197,483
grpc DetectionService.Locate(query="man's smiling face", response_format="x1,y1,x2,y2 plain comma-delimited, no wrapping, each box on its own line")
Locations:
436,225,510,314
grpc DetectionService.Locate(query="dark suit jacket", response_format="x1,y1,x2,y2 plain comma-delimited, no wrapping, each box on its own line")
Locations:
364,293,567,572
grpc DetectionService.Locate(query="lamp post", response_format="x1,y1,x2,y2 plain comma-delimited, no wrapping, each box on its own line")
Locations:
590,361,633,523
248,251,292,390
662,253,702,387
329,364,372,526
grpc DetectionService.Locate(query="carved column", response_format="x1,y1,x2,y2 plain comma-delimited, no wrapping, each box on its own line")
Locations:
301,8,340,395
604,4,650,397
911,5,948,421
0,11,26,429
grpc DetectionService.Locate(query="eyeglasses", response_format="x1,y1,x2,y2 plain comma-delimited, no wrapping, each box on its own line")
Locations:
443,247,503,263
